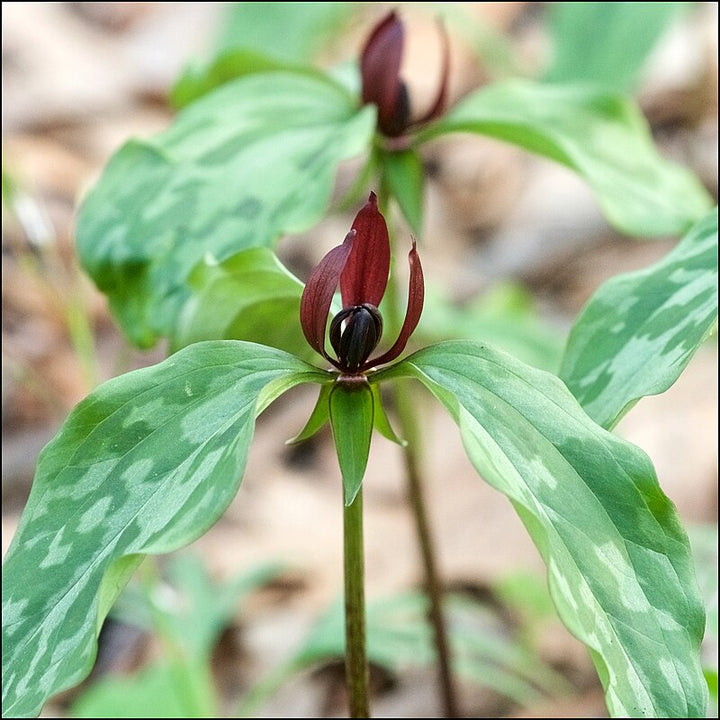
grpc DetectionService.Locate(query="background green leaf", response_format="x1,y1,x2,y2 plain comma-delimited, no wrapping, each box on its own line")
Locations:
171,2,357,107
171,51,330,109
173,247,308,356
544,2,684,91
1,342,324,718
378,340,707,718
71,556,284,718
71,663,199,719
216,2,354,62
76,72,375,348
238,590,571,716
560,208,718,429
419,79,712,237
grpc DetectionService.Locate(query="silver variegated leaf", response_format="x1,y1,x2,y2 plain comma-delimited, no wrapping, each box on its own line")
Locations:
379,340,707,717
560,208,718,429
1,341,325,718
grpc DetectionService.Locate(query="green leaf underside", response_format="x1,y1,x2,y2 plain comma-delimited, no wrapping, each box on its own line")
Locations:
1,341,325,718
544,2,683,91
329,381,374,506
76,72,375,348
419,79,712,237
378,341,707,717
173,247,308,357
560,208,718,429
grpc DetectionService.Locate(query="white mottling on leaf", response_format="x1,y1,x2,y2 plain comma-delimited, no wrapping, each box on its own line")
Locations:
120,458,155,485
121,397,167,430
2,596,29,626
76,496,113,533
658,656,684,698
38,529,72,569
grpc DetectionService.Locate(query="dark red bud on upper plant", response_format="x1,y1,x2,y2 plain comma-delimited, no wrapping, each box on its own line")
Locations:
360,11,450,138
300,192,424,376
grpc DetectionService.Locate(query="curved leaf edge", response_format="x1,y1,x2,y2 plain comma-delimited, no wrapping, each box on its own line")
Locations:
560,206,719,430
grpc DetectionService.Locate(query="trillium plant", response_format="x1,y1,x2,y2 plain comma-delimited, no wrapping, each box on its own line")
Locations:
2,7,717,719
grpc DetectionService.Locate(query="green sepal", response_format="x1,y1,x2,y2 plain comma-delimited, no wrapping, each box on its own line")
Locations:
329,379,374,506
369,381,406,446
286,382,333,445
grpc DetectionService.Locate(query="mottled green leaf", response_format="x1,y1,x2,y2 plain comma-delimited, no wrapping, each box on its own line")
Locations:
544,2,683,91
419,80,712,237
380,148,424,235
329,380,374,506
378,341,707,718
560,208,718,429
1,342,325,718
76,72,375,348
173,248,307,357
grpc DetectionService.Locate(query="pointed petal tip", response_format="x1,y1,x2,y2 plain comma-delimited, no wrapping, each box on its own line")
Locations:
341,193,391,307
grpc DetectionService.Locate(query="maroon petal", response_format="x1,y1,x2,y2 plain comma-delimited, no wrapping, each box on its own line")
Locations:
300,230,355,363
363,238,424,370
414,18,450,126
340,192,391,308
361,11,409,137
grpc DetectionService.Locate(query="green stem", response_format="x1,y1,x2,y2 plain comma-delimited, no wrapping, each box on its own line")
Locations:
377,179,460,718
344,488,370,718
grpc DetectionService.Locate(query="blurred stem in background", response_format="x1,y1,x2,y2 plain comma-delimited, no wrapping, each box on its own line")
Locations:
377,182,460,718
2,166,100,395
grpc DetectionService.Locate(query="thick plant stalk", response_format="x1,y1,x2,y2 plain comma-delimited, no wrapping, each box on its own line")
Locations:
344,488,370,717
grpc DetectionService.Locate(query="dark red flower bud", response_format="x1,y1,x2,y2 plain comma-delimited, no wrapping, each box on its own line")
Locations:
360,11,450,138
300,192,424,375
330,303,383,373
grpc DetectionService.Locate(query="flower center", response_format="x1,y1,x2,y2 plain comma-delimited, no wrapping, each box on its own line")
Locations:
329,303,383,373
